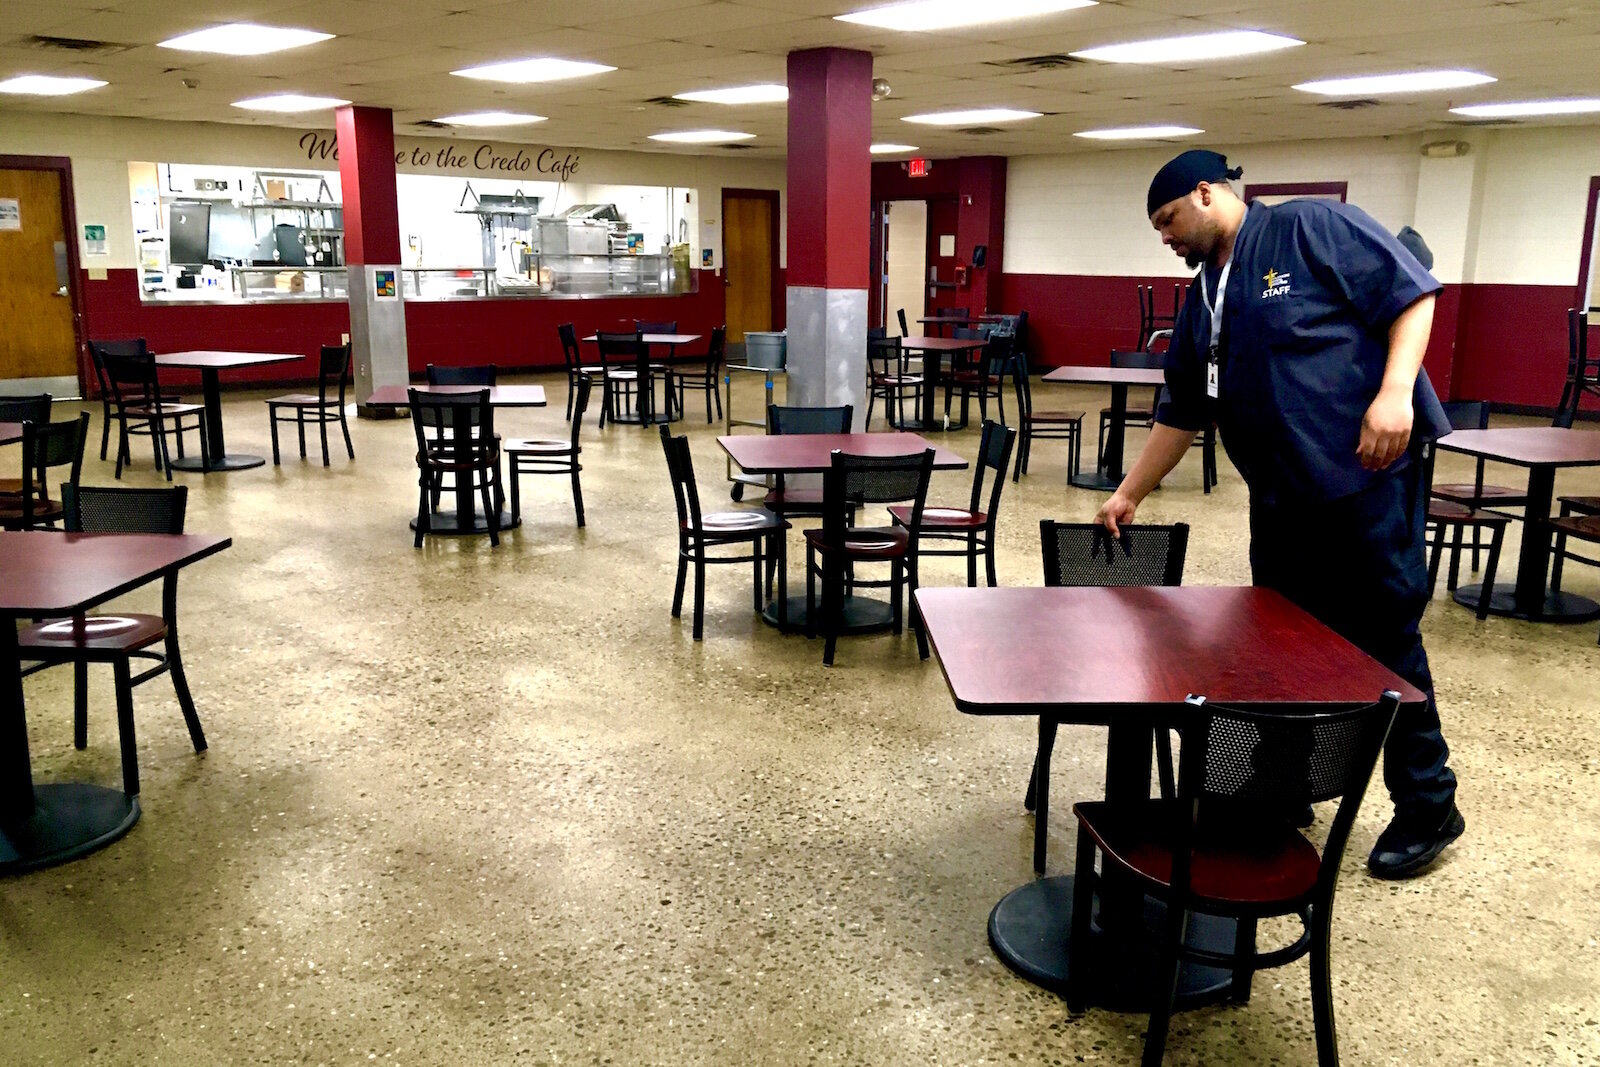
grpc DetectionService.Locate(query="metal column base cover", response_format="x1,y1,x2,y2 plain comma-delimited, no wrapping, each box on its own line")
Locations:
351,264,411,418
785,286,867,429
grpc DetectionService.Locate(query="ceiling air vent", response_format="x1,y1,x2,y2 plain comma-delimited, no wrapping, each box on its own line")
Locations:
1318,98,1381,110
28,35,131,56
719,143,755,150
413,120,449,129
958,126,1006,136
986,54,1084,70
643,96,690,108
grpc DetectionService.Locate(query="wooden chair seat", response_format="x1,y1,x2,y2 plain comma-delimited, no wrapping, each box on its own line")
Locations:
803,525,909,560
690,510,787,540
1550,513,1600,543
0,497,62,525
18,613,167,658
124,402,206,418
1074,799,1322,907
264,392,333,407
1557,494,1600,514
1025,409,1086,424
870,373,923,387
1431,482,1527,506
886,504,985,529
1427,500,1509,526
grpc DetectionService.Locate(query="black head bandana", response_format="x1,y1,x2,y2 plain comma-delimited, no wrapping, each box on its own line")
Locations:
1147,150,1243,217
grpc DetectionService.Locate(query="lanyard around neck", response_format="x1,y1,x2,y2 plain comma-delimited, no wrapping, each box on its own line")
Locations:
1200,258,1232,352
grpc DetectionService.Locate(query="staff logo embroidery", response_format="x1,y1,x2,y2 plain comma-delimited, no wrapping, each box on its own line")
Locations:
1261,267,1292,299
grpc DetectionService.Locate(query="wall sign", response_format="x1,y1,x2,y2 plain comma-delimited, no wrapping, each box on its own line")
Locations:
0,198,19,231
374,269,397,301
298,132,581,181
84,224,108,255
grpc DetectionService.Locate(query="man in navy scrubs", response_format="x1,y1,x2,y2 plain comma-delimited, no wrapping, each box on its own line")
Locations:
1097,149,1464,879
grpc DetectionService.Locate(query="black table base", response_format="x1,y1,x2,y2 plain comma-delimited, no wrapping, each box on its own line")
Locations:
1452,584,1600,622
169,453,264,472
1068,470,1121,491
0,784,140,875
987,874,1237,1012
762,594,896,634
410,511,521,536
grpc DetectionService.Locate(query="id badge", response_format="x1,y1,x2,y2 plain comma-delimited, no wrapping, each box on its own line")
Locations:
1206,345,1220,399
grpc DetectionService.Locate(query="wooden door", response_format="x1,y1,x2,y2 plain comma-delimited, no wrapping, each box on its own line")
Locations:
723,191,776,343
884,199,928,332
925,197,962,315
0,167,78,382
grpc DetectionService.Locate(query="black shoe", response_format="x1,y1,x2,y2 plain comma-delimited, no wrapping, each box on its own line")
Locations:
1292,804,1315,828
1367,804,1465,879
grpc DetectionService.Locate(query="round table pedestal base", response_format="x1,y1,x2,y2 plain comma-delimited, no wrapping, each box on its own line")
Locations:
762,595,895,634
1452,584,1600,622
987,874,1237,1012
411,511,521,536
169,453,264,472
0,784,140,875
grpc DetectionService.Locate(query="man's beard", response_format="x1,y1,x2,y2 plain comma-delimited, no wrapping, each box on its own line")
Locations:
1185,250,1203,269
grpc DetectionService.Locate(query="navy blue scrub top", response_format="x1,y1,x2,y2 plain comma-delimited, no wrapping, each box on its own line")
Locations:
1155,199,1451,506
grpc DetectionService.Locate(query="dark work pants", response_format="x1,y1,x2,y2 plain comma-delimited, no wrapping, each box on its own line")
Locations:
1248,459,1458,820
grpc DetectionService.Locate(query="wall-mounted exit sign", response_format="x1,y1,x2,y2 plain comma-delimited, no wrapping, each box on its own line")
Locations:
906,158,931,178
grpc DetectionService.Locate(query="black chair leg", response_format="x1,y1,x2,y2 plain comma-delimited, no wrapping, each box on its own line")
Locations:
341,411,354,459
1446,523,1465,591
671,549,688,619
1426,521,1445,593
1141,905,1189,1067
1031,717,1058,873
1310,909,1340,1066
73,658,89,750
1230,915,1258,1003
508,467,522,525
162,638,207,753
269,411,282,465
1066,827,1096,1014
297,414,307,459
99,405,112,461
1154,728,1175,799
1478,525,1505,621
571,469,585,528
414,479,429,548
319,418,331,467
692,546,706,640
112,657,141,798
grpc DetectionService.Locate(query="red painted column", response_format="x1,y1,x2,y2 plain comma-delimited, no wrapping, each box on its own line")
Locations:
334,105,408,410
786,48,873,418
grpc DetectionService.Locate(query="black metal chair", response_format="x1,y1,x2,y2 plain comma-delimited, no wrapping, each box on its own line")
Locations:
1097,349,1163,470
557,323,599,422
1137,282,1181,351
896,308,909,336
426,363,497,386
889,420,1016,588
762,403,855,521
1421,440,1508,619
805,448,935,666
1554,308,1597,429
1429,400,1525,571
265,344,354,466
0,394,52,495
0,412,89,530
597,331,674,427
17,484,208,798
660,425,788,640
1011,352,1085,482
407,387,502,548
101,348,209,480
87,339,183,463
506,374,590,528
673,325,726,424
865,335,922,430
1029,520,1190,873
943,329,1007,427
1068,692,1401,1067
635,319,678,335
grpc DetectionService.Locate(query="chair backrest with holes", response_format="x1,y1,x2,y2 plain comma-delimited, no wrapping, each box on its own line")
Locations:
1039,520,1189,587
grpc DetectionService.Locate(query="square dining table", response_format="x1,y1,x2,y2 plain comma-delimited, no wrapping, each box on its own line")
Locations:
1043,365,1169,490
915,584,1423,1012
1435,427,1600,621
895,335,989,431
0,422,22,446
154,350,305,471
1,530,231,874
367,384,548,535
917,314,1004,336
718,432,967,630
581,333,701,426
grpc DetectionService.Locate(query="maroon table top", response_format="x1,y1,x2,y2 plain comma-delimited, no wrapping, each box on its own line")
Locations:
0,531,232,616
367,384,548,408
718,432,968,474
898,336,988,352
919,315,1004,325
155,351,304,370
1434,427,1600,467
581,333,701,346
1044,366,1167,386
915,586,1425,718
0,422,22,446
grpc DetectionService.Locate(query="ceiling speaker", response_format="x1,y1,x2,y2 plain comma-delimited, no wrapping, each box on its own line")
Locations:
1421,140,1471,158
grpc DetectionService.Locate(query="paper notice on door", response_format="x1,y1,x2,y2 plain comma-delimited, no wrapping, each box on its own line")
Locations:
0,198,19,231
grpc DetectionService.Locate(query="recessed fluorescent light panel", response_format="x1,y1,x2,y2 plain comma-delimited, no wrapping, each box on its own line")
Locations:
673,84,788,105
452,58,615,83
902,108,1040,125
836,0,1095,32
1450,98,1600,118
158,24,334,56
871,143,920,154
648,130,756,144
232,94,350,112
0,74,107,95
1294,70,1495,96
1075,125,1202,140
435,112,547,126
1071,30,1303,64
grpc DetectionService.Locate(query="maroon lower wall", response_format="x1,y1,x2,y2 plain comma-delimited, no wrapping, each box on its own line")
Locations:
80,267,747,390
998,271,1580,408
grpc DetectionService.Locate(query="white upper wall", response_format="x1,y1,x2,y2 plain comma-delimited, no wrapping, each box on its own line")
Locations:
1004,127,1600,289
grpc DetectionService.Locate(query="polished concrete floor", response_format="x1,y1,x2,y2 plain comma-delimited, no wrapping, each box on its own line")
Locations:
5,374,1599,1066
